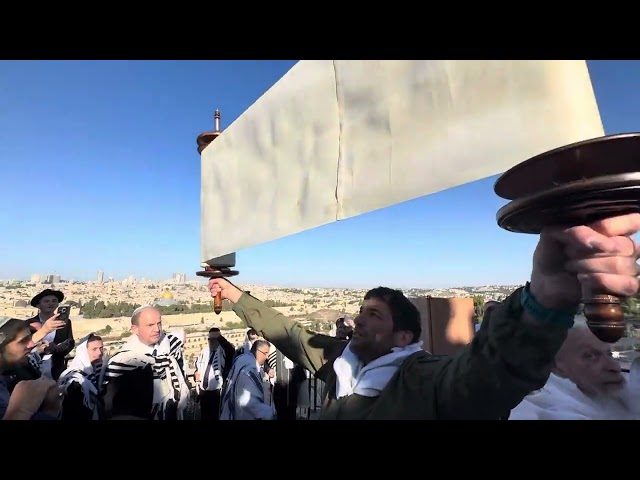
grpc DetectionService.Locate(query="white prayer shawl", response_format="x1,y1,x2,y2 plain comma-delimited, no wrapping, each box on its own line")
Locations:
220,353,275,420
58,334,104,419
103,332,190,420
195,344,225,392
169,329,186,344
509,373,640,420
629,357,640,390
334,341,425,399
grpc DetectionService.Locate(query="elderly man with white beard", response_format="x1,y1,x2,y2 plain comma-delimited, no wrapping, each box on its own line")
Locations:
509,316,640,420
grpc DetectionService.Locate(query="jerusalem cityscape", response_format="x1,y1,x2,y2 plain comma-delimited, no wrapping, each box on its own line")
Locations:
0,271,515,370
4,271,640,375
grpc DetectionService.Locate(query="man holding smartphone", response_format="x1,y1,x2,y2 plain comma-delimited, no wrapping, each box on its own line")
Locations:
27,289,75,380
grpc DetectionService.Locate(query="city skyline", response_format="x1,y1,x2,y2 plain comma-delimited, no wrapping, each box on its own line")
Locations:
1,270,520,291
1,60,639,288
17,270,189,284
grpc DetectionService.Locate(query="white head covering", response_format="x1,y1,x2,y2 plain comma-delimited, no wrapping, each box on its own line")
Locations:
58,333,104,418
0,316,11,344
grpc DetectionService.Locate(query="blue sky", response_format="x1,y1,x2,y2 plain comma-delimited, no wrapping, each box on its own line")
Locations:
1,60,638,289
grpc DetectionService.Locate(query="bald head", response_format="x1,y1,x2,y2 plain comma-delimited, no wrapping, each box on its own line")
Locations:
554,318,624,396
131,306,162,346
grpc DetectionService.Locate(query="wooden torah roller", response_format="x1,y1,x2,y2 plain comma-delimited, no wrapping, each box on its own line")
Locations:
196,265,239,314
495,133,640,343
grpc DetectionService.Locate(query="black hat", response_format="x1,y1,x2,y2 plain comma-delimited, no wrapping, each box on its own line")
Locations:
30,289,64,308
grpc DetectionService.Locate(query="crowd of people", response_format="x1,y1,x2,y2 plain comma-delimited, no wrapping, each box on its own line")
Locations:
2,212,640,420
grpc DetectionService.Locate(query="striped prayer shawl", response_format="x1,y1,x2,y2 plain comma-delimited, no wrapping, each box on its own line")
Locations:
86,361,103,387
59,362,104,417
27,352,42,373
62,361,103,389
267,348,277,372
265,345,278,396
196,345,225,392
151,334,183,395
102,332,189,420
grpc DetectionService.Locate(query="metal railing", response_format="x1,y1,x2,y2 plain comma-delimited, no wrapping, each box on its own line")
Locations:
296,370,324,420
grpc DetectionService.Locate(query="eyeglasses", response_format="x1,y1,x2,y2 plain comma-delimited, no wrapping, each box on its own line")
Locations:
257,350,269,355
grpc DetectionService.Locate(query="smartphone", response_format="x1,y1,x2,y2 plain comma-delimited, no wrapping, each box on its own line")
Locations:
57,305,70,323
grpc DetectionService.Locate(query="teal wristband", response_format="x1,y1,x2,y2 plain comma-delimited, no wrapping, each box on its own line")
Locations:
520,282,577,328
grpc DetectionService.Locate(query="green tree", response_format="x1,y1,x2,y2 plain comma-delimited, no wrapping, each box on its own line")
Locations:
472,296,485,320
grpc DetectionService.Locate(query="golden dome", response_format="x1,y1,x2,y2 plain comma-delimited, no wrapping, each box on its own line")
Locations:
161,290,174,299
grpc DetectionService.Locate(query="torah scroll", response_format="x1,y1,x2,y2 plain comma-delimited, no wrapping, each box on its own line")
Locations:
201,60,603,263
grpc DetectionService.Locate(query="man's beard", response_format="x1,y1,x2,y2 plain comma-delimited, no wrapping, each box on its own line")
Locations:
590,382,636,419
0,352,27,372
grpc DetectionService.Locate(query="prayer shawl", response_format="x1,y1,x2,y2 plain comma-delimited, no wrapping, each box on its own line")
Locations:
30,316,56,378
267,347,296,393
195,344,226,392
266,342,278,386
271,349,306,418
27,352,42,374
169,329,186,344
27,341,55,379
333,340,425,399
220,353,275,420
103,332,189,420
58,334,104,419
509,373,640,420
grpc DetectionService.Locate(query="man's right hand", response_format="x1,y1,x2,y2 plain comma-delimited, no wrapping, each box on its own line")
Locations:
208,278,243,304
530,213,640,310
39,384,63,418
41,314,66,334
3,377,56,420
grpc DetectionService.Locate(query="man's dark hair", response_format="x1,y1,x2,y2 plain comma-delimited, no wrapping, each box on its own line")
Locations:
0,319,31,349
363,287,421,344
250,339,270,355
87,333,103,343
209,327,221,334
246,328,258,337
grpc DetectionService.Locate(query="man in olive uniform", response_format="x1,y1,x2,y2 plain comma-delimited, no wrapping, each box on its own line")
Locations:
207,214,640,420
